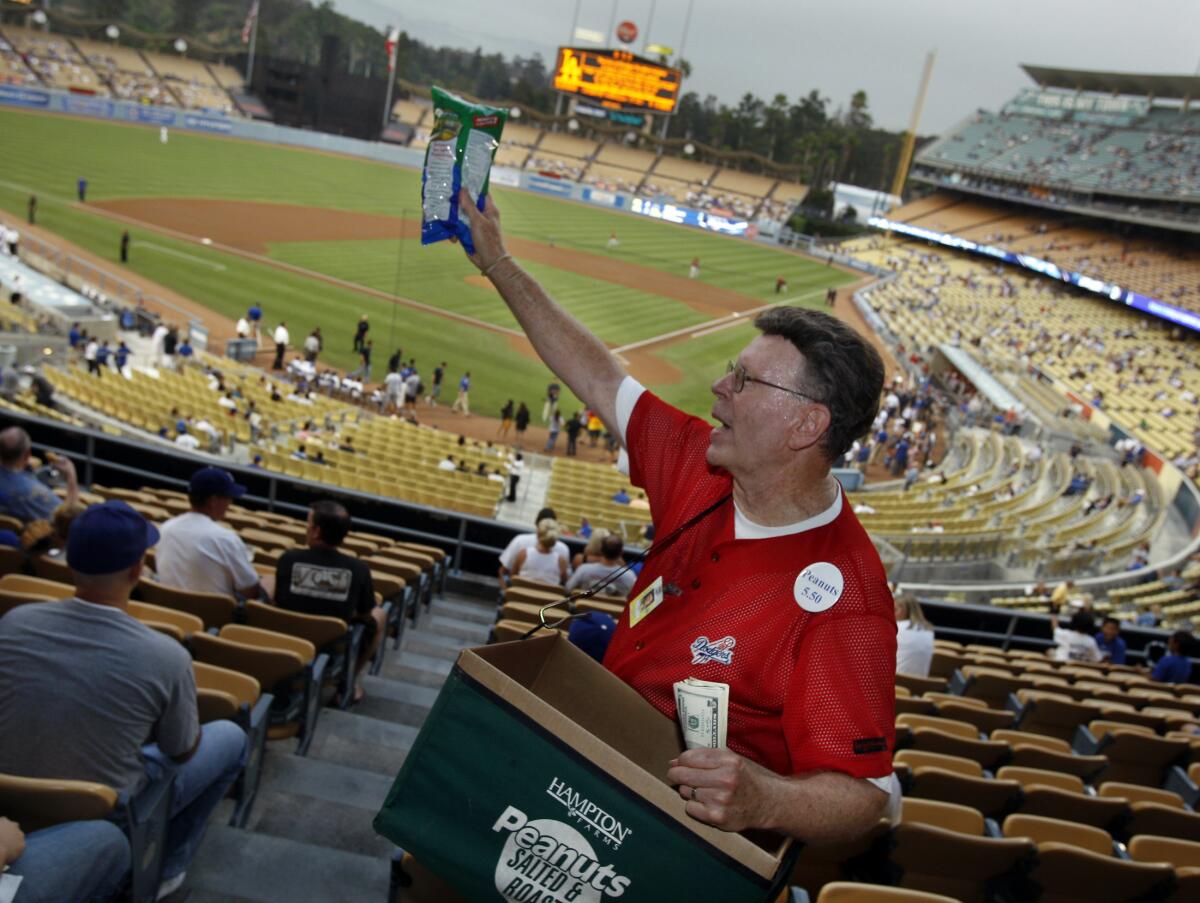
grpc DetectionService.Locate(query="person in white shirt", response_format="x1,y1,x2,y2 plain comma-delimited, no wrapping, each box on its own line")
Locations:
498,508,568,584
151,323,169,368
84,338,100,376
272,322,289,371
383,369,404,412
512,522,569,587
236,316,250,340
156,467,267,600
1051,610,1102,663
173,428,200,450
437,455,457,472
894,591,935,678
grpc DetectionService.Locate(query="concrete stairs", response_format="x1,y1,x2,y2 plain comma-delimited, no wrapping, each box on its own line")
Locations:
184,589,496,902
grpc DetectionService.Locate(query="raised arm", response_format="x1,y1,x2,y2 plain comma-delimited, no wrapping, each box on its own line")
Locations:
458,190,626,432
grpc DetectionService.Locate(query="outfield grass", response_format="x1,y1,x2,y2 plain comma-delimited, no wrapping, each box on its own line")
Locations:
0,108,853,419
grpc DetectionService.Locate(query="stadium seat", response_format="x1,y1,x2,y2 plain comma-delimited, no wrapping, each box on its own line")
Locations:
816,883,959,903
0,545,23,578
1010,690,1106,744
1002,813,1175,902
490,619,560,643
935,700,1015,734
126,600,204,639
895,713,1009,770
895,696,939,717
241,600,365,710
191,628,326,756
193,661,270,828
0,573,74,599
895,673,947,696
1127,836,1200,901
137,579,238,629
0,770,172,902
0,772,117,832
950,667,1038,710
1075,721,1190,787
30,553,73,584
894,749,1022,819
990,729,1108,783
868,798,1033,902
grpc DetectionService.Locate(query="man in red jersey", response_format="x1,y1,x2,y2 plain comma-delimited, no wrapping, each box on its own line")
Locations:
459,190,897,844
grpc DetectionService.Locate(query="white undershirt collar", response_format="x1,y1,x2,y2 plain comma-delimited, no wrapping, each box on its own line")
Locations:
733,483,843,540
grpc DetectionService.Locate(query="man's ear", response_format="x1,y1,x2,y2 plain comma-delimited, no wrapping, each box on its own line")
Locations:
787,405,831,452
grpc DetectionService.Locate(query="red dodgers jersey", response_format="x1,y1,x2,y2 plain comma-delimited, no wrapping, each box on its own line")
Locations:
604,391,896,779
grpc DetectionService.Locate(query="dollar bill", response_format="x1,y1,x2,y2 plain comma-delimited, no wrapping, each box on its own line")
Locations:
673,677,729,749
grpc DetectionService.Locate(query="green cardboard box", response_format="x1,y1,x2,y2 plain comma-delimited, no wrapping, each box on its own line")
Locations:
374,633,794,902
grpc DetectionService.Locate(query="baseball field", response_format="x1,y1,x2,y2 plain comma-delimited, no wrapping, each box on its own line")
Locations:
0,107,859,419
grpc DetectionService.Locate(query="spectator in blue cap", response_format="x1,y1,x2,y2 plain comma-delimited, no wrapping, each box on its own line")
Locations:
156,466,267,600
568,611,617,663
0,500,248,900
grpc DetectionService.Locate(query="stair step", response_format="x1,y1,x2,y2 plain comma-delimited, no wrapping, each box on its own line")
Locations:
432,597,496,624
259,751,394,812
407,624,478,652
356,676,439,727
186,826,389,902
426,613,493,642
246,789,394,859
403,636,467,662
304,709,417,776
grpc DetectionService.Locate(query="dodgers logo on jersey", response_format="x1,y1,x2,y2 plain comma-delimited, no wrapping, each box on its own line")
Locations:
690,635,736,665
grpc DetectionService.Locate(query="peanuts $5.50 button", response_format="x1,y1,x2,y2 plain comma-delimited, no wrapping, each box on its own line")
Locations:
793,562,844,613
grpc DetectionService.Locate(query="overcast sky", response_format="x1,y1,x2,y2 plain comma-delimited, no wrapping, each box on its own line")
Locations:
332,0,1200,133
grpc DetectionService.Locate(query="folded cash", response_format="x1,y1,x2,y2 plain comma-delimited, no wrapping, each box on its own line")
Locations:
673,677,729,750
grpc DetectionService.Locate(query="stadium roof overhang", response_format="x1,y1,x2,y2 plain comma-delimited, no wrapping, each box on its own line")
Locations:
1021,64,1200,100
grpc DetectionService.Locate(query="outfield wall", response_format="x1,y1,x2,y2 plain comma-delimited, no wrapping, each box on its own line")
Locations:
1,85,768,241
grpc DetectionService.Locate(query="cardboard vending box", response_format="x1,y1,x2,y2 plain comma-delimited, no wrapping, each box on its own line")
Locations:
374,633,795,902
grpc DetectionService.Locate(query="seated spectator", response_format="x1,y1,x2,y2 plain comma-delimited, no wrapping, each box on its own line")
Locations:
894,592,935,677
497,508,568,584
566,533,635,598
611,487,631,504
512,522,569,587
156,467,266,599
1,815,131,903
570,528,611,572
1051,610,1102,663
1094,616,1127,665
1152,630,1194,684
1136,604,1163,628
568,611,617,663
0,427,78,522
273,501,384,705
0,501,248,898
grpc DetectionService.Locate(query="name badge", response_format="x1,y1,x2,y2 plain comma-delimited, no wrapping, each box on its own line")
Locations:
628,576,664,627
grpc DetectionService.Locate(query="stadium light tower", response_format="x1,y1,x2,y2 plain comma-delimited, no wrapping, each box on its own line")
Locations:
891,50,937,199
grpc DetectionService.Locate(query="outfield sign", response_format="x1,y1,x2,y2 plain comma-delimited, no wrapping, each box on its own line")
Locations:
0,84,232,136
630,197,751,236
868,215,1200,335
374,635,794,901
0,85,49,108
528,174,575,197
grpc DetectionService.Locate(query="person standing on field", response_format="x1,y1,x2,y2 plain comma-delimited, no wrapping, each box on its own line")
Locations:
119,231,130,264
273,321,289,370
353,315,369,353
452,372,471,415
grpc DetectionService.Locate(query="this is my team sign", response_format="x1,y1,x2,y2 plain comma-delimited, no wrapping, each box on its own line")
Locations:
374,635,794,901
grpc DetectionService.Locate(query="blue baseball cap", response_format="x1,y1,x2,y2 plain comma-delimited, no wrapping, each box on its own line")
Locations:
189,466,246,499
67,500,159,575
568,611,617,663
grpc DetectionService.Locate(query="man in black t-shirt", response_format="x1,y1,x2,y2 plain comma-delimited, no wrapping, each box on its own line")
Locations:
274,500,384,703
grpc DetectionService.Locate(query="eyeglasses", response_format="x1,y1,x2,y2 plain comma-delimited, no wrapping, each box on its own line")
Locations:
726,361,821,404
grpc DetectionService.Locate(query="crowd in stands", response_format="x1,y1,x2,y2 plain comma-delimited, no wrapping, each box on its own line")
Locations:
919,104,1200,202
843,230,1200,475
0,26,242,114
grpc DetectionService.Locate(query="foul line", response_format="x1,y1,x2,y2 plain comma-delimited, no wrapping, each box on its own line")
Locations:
611,287,828,353
51,200,528,340
139,242,227,270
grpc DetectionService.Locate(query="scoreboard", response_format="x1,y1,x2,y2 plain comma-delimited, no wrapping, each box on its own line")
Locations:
552,48,682,114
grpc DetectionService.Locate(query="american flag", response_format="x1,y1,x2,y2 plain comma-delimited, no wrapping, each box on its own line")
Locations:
241,1,259,45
